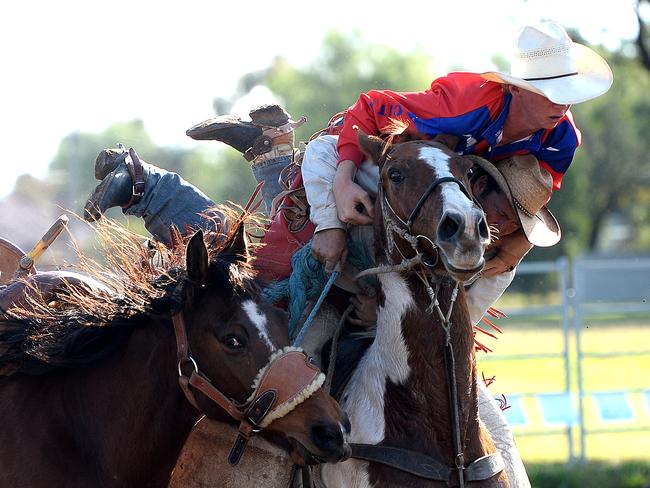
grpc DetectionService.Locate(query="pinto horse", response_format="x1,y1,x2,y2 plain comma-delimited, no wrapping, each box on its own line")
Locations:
321,133,509,487
0,218,350,488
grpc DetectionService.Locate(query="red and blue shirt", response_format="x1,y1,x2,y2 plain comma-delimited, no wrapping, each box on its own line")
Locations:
336,72,581,190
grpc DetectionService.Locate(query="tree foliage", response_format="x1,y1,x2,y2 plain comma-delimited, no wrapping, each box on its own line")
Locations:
248,30,434,144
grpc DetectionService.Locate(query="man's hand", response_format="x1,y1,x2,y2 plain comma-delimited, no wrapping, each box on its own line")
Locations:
483,229,533,278
333,160,374,225
348,293,378,328
311,228,348,272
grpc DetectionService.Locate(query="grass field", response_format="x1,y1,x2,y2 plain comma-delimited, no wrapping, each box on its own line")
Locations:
475,314,650,463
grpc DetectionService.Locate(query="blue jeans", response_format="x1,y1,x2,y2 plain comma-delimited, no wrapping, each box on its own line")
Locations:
126,155,292,244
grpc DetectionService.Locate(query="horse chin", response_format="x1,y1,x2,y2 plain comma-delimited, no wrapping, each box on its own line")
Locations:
287,436,351,466
438,252,485,282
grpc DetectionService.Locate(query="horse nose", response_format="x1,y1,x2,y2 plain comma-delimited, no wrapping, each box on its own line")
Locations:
437,211,465,243
310,421,347,459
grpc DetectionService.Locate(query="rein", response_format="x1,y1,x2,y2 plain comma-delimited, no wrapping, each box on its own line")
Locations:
171,312,325,465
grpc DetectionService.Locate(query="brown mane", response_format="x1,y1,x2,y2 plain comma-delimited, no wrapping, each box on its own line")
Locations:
0,205,262,374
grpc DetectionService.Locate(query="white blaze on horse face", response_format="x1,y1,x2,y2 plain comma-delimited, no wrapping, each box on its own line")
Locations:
241,300,276,352
418,146,475,215
322,272,414,488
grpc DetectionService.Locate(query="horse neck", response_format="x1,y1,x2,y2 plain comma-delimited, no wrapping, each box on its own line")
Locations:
73,318,199,484
371,219,482,460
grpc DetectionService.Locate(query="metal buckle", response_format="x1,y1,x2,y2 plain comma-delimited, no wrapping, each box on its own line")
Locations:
132,184,145,198
177,356,198,377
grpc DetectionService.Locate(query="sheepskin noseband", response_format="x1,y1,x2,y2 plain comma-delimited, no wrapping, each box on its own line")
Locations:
246,346,326,428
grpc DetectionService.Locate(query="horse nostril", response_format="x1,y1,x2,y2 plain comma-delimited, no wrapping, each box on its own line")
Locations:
311,422,344,451
478,215,489,240
437,211,463,242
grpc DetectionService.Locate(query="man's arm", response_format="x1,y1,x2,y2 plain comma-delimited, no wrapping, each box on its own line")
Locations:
467,231,533,323
482,230,533,278
301,135,351,271
333,160,374,226
466,269,517,325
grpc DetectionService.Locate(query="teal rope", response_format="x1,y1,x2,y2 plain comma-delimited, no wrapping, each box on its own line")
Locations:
260,237,376,340
261,242,329,338
292,270,339,347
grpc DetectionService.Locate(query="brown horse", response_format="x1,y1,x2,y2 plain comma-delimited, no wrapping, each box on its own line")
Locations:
320,132,509,487
0,219,350,488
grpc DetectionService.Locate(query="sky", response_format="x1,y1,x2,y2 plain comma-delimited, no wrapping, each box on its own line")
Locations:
0,0,643,198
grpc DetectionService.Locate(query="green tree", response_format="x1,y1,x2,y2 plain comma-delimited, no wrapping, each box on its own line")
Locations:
229,30,435,144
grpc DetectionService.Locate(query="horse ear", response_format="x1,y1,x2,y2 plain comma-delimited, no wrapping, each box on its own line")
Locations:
356,128,388,168
431,133,459,151
186,230,209,286
223,221,249,262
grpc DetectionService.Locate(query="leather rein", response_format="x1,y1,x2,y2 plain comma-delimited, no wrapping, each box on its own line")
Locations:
348,163,504,486
171,312,324,465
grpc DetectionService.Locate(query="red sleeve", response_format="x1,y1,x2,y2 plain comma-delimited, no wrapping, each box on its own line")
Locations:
336,73,503,167
337,90,421,165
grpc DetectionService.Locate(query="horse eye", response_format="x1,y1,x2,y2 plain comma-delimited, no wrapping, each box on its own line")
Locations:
467,167,474,179
221,335,245,350
388,168,404,183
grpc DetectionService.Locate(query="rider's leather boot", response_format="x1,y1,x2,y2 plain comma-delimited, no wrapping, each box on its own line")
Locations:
185,104,305,165
83,145,149,222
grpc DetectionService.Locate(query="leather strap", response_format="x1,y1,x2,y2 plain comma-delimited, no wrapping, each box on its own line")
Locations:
349,444,504,482
350,443,451,481
124,147,146,208
228,390,278,465
246,389,277,424
228,430,252,465
188,372,246,421
406,176,472,232
465,452,505,482
244,135,274,161
172,313,246,421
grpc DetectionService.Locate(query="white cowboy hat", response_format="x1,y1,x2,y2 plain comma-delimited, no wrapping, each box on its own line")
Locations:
471,155,561,247
481,21,613,105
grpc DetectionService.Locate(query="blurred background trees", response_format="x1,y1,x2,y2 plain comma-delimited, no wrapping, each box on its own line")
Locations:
2,24,649,262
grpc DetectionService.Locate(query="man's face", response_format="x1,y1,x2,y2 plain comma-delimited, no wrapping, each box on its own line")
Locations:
511,86,571,130
473,176,519,238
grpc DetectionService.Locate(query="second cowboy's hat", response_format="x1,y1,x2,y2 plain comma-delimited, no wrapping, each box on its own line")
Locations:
481,21,613,105
472,155,561,247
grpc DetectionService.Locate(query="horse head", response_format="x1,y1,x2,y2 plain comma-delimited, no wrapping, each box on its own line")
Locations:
358,130,490,282
179,225,350,465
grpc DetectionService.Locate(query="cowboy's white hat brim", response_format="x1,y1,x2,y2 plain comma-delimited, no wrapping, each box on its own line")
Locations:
481,43,613,105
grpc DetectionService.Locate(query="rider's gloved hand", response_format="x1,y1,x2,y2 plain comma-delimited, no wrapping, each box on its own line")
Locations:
311,228,348,273
333,160,374,226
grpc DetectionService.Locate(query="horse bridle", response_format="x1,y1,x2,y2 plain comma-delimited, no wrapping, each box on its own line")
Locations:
380,167,481,276
171,312,325,465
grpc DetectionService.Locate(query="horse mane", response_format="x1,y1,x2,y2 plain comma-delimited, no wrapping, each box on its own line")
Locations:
0,205,261,376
